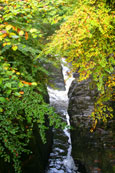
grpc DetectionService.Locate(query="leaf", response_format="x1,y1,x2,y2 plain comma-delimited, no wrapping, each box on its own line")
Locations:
19,30,24,36
3,42,11,47
0,108,3,112
16,72,20,75
0,78,3,85
32,82,37,86
6,89,12,95
3,42,8,47
12,45,18,51
6,25,12,31
19,91,24,95
30,28,37,33
28,82,32,85
12,26,17,31
90,128,93,132
27,117,32,123
18,82,24,88
22,81,29,85
2,33,8,38
14,92,21,97
25,32,28,40
5,83,11,88
0,97,6,103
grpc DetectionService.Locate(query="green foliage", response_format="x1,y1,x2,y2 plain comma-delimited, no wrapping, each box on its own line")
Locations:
0,0,66,172
46,0,115,128
0,59,62,171
0,0,114,171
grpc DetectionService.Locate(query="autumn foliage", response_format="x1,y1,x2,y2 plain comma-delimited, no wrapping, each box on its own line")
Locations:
0,0,114,172
46,0,115,127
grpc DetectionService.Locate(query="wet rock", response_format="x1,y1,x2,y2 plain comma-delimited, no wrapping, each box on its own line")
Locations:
68,78,115,173
44,62,65,91
68,79,97,118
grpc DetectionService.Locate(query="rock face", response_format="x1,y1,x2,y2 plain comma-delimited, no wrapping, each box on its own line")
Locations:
68,78,115,173
44,62,65,91
68,78,96,119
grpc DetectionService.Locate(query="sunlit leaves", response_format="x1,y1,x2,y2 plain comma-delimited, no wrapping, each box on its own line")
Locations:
30,28,37,33
47,0,115,125
18,30,24,36
5,25,12,31
12,45,18,51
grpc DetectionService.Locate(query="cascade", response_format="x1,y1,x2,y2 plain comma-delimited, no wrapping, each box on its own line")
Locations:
46,59,77,173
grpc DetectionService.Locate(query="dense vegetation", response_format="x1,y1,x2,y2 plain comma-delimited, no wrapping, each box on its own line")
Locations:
0,0,114,172
46,0,115,130
0,0,67,172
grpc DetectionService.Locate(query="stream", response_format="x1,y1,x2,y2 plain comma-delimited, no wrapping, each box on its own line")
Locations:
46,59,77,173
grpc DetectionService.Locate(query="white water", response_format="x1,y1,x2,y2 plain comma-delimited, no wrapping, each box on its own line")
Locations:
62,59,77,173
46,58,77,173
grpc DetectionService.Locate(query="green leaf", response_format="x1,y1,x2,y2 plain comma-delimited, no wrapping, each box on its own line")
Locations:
14,92,21,97
6,90,12,95
5,83,11,88
0,108,3,112
0,97,6,103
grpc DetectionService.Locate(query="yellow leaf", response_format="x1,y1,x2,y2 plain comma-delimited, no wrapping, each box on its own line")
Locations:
6,25,12,31
30,28,37,33
19,30,24,36
12,45,18,51
16,72,20,75
32,82,37,86
90,129,93,133
0,36,3,41
0,24,5,29
3,42,7,47
3,66,8,70
6,42,11,45
0,6,3,10
12,70,15,73
3,42,11,46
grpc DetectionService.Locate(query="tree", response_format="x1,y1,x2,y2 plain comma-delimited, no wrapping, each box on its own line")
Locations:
0,0,66,172
46,0,115,129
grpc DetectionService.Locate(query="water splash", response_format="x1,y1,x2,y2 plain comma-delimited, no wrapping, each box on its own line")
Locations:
46,58,77,173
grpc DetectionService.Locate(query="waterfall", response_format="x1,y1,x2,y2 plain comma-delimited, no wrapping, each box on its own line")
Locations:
46,58,77,173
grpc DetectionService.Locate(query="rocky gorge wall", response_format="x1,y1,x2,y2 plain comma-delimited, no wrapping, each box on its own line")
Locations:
68,77,115,173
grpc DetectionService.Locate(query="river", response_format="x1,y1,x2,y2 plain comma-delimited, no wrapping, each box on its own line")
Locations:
45,59,78,173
